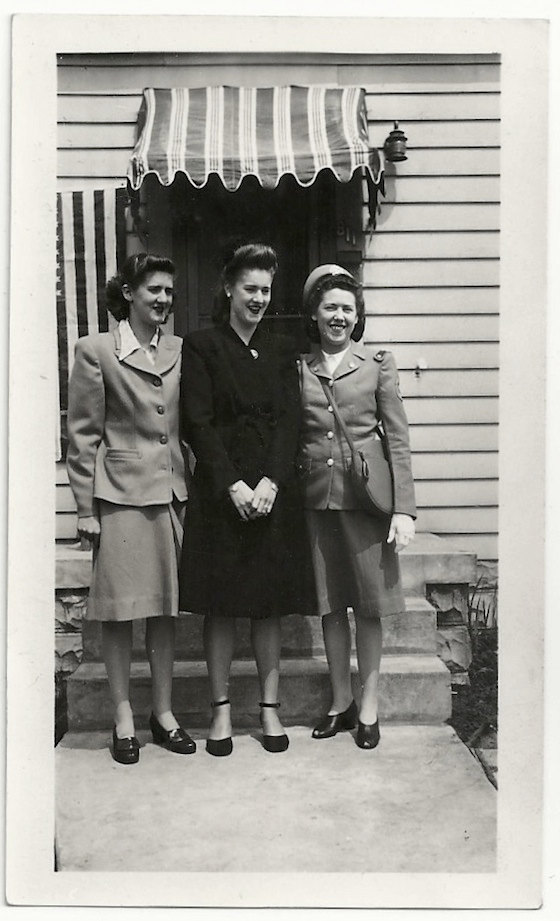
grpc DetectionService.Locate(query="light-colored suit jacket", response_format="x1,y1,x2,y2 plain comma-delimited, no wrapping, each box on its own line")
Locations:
298,343,416,517
66,328,188,518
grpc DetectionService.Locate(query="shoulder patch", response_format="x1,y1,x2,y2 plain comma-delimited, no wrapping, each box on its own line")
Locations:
374,350,386,363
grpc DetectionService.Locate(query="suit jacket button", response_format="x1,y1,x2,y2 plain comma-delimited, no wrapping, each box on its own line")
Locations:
326,458,334,467
159,434,168,444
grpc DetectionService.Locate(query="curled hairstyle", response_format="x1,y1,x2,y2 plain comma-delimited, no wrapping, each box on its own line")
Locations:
304,273,366,343
212,243,278,325
105,252,176,322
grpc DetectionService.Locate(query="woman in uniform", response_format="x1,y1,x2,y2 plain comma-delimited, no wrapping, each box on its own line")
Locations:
298,265,416,749
67,253,196,764
179,243,302,756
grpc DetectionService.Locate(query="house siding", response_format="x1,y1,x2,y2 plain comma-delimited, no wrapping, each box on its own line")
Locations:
56,52,500,562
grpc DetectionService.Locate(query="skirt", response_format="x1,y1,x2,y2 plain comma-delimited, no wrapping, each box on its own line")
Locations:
87,497,185,622
304,509,405,619
179,476,309,620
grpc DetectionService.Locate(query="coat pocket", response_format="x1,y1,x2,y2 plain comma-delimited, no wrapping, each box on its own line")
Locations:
105,448,142,461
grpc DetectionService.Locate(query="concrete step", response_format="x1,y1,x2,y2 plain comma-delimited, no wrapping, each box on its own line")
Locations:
399,533,477,594
57,532,477,601
81,595,437,662
66,653,451,731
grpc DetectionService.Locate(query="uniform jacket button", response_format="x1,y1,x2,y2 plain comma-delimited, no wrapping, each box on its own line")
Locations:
327,405,334,413
159,434,168,444
326,458,334,467
157,405,165,414
327,431,334,439
153,377,162,387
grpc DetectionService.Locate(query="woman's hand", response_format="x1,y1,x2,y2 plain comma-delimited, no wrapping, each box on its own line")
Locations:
77,515,101,548
388,513,416,553
250,477,279,518
228,480,255,521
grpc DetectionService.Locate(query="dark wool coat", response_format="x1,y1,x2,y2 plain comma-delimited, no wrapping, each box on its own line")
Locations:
178,323,307,619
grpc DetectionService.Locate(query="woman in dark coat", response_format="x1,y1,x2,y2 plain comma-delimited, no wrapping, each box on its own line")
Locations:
179,244,301,756
298,265,416,750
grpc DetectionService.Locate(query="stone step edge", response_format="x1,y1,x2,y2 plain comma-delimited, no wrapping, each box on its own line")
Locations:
68,653,450,681
167,595,435,616
80,596,439,662
56,533,477,590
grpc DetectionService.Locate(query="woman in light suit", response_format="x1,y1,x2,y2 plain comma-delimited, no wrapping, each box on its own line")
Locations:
67,253,195,764
298,265,416,749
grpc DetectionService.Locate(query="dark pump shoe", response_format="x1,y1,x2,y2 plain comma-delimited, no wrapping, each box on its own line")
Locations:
356,720,380,750
312,700,358,739
149,713,197,755
112,726,140,765
259,702,289,753
206,699,233,757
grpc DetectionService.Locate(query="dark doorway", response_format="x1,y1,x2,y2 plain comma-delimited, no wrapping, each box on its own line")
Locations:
143,169,365,345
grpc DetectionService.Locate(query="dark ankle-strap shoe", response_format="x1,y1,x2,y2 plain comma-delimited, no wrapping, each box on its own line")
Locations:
206,699,233,757
259,702,289,753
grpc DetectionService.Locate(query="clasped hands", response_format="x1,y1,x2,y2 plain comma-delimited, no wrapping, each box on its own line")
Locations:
229,477,278,521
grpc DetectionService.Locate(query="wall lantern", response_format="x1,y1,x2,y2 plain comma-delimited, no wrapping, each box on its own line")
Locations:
384,121,408,162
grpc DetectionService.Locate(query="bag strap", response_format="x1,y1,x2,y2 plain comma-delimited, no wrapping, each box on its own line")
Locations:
318,362,386,448
318,377,358,454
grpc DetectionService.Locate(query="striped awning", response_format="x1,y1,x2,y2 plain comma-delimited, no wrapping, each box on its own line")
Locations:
127,85,383,195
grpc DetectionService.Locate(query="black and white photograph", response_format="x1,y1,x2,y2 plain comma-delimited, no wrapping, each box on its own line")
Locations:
6,4,553,911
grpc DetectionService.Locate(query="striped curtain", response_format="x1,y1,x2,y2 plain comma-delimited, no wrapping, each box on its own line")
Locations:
56,187,128,460
128,86,382,193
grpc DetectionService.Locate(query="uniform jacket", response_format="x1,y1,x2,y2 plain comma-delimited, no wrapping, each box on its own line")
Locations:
66,328,188,518
298,343,416,517
180,324,300,501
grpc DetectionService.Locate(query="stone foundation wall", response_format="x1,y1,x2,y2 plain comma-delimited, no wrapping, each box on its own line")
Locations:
427,584,472,679
55,590,87,675
427,562,499,682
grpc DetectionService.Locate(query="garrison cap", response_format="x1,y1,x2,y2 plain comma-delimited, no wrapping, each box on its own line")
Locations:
302,264,354,309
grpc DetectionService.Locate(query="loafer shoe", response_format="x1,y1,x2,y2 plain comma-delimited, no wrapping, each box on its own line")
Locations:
150,713,197,754
112,726,140,765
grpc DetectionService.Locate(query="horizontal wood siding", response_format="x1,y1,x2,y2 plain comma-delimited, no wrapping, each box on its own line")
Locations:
362,61,499,562
57,53,500,561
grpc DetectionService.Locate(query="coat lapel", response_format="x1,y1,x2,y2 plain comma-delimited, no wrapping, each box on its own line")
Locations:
332,343,368,381
112,328,181,377
302,343,368,382
154,335,182,376
303,347,331,380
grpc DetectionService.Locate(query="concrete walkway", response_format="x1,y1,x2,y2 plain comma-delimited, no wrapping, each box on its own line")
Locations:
56,723,496,874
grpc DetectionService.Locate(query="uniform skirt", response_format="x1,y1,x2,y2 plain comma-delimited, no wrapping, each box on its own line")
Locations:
87,497,186,622
304,509,405,619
